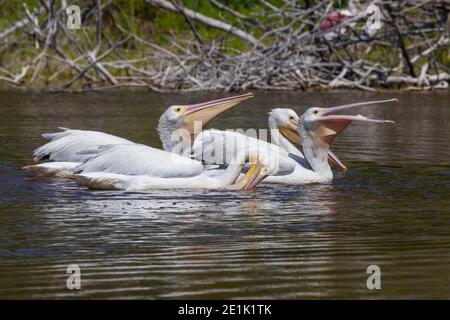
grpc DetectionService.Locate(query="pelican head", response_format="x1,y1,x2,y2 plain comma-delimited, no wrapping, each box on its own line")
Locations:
270,108,347,171
269,108,301,145
158,93,254,151
299,98,397,149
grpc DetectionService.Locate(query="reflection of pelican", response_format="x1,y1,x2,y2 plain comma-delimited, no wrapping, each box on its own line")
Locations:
23,93,253,176
265,99,397,184
69,148,274,191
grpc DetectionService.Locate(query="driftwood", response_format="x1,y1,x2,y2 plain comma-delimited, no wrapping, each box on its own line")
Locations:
0,0,448,92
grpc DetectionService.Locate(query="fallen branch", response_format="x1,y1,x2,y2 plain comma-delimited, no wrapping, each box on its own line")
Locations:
144,0,263,48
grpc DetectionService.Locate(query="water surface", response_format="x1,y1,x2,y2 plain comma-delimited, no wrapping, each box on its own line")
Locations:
0,90,449,299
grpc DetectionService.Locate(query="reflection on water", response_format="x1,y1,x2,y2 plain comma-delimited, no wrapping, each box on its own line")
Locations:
0,90,449,299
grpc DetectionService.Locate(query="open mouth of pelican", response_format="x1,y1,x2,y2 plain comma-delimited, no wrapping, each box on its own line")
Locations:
278,123,348,172
328,150,347,172
182,92,254,132
314,98,397,146
226,157,267,190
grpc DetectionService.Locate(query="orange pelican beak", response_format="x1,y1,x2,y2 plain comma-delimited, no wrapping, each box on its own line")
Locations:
181,92,254,133
314,98,397,146
278,117,347,171
227,156,268,190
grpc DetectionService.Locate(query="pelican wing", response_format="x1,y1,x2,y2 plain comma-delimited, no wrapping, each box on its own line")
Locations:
23,161,81,177
192,129,296,175
75,144,204,178
34,128,133,162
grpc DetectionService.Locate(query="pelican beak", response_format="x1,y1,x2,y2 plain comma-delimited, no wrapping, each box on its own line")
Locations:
278,121,301,146
314,98,397,146
226,156,267,190
278,120,347,171
328,150,347,172
181,92,254,133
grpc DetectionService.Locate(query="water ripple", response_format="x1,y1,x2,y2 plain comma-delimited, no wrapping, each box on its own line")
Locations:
0,90,449,299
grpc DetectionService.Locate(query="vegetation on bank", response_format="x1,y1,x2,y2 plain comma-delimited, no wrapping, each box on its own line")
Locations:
0,0,449,92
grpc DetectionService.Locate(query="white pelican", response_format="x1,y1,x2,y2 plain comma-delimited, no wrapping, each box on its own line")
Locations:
23,93,253,176
264,98,397,184
268,108,347,171
191,107,346,176
193,99,396,184
192,110,299,174
69,147,274,191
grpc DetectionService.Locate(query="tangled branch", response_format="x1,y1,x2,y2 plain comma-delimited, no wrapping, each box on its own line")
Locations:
0,0,448,92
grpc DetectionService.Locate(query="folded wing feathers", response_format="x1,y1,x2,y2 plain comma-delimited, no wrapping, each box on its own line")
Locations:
33,129,134,162
70,173,126,190
73,144,204,178
22,162,81,177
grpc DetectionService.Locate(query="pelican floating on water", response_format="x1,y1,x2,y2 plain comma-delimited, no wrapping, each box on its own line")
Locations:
267,108,347,171
192,107,347,178
193,99,396,185
24,94,397,190
23,93,253,177
192,109,301,175
69,147,274,191
263,99,397,184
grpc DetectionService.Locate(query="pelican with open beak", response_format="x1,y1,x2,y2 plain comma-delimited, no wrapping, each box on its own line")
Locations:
270,108,347,172
263,98,397,184
191,107,347,185
24,93,254,178
306,99,397,146
298,98,397,183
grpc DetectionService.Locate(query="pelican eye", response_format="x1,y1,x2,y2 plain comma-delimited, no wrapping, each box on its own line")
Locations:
175,107,182,112
289,116,294,120
313,110,318,114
